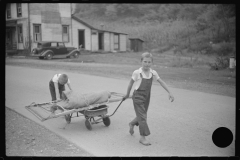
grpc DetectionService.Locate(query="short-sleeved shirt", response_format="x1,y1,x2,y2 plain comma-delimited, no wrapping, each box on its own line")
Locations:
132,67,160,90
52,74,70,84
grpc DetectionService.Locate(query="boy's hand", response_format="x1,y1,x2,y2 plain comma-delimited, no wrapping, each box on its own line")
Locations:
123,95,129,101
169,93,174,102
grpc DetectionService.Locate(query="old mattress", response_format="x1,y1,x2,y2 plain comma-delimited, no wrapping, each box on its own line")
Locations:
54,90,111,110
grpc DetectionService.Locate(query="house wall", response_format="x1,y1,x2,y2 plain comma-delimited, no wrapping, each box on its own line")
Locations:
72,19,91,50
104,32,111,52
6,3,128,53
120,34,127,52
110,33,114,51
29,3,72,49
108,33,127,52
91,32,98,51
6,3,29,50
17,19,29,50
9,3,17,19
7,3,29,19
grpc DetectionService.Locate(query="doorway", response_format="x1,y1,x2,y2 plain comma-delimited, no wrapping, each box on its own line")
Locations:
78,30,85,49
98,32,104,50
6,27,16,50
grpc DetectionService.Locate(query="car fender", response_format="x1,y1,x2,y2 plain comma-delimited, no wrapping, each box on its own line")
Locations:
41,50,54,57
67,49,80,56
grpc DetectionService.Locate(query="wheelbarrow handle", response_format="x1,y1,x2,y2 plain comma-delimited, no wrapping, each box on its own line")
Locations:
108,95,132,118
30,99,62,106
122,95,132,101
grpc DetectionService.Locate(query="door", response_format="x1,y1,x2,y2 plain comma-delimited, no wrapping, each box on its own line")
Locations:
78,30,85,49
6,27,16,50
58,42,67,55
114,34,119,51
6,30,11,49
50,42,58,55
98,32,104,50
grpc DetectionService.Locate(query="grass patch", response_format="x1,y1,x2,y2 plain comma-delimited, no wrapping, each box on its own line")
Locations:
6,51,235,97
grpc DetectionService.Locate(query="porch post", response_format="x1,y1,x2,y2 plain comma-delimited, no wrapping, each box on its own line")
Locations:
28,3,31,53
15,26,17,50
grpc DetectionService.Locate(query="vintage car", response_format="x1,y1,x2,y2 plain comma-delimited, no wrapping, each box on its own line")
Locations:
31,41,80,60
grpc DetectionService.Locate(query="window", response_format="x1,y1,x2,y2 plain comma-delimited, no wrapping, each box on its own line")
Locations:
33,24,41,42
58,42,64,47
16,3,22,17
6,4,11,19
114,34,119,50
37,43,42,48
62,25,69,42
51,43,57,47
17,25,23,43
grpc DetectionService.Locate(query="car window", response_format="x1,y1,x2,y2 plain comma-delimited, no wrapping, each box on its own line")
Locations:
44,43,51,47
51,43,57,47
37,43,42,48
58,43,64,47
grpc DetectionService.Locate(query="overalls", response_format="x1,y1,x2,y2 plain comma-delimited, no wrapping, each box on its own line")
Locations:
49,75,65,101
130,72,153,136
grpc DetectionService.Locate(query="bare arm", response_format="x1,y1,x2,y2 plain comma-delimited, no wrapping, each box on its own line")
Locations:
124,79,135,99
54,82,61,100
157,78,174,102
67,83,72,91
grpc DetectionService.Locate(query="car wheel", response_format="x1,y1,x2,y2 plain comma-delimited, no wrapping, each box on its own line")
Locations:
45,52,53,60
70,52,79,59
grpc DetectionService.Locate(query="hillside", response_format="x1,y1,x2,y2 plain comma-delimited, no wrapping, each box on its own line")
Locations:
73,3,236,61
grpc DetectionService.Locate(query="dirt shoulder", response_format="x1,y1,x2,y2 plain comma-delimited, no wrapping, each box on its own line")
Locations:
6,107,93,157
6,57,236,97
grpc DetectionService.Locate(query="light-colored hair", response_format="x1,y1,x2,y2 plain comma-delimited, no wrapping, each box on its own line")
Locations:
141,52,153,62
59,74,68,84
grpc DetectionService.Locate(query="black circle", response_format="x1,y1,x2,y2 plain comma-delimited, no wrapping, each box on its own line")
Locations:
212,127,233,148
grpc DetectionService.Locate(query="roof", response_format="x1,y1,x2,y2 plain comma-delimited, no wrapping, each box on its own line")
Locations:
129,37,144,42
71,14,128,35
72,15,98,30
37,41,63,43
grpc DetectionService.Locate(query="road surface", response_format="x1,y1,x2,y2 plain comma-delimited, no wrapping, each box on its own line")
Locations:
6,65,235,156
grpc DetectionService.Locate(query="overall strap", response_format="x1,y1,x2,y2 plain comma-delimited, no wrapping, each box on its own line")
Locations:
140,72,153,79
150,72,153,80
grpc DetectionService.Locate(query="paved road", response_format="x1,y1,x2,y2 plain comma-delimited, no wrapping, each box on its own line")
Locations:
6,65,235,156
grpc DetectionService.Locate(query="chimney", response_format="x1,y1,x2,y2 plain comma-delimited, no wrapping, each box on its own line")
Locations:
100,24,104,30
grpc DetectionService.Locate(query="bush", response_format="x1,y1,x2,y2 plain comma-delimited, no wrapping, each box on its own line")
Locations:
152,45,173,53
187,41,212,54
169,56,194,68
212,41,235,56
208,56,229,70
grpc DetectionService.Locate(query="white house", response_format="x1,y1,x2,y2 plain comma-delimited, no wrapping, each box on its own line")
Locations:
6,3,128,55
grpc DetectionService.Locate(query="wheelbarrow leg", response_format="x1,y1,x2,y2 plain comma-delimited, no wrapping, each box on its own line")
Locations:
59,114,72,130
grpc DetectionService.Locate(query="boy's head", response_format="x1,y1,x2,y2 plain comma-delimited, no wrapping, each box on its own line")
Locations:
59,74,68,85
141,52,153,62
141,52,153,70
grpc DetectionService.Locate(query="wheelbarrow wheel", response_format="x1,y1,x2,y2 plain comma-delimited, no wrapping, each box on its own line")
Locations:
85,119,92,130
103,116,111,127
65,114,71,124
